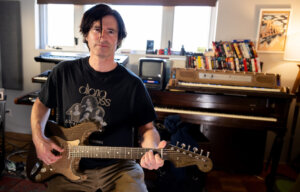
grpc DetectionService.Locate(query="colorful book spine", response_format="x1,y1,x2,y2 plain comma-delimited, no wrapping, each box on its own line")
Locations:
235,58,240,72
239,42,250,59
228,57,235,71
244,40,253,58
205,56,212,70
218,42,226,57
196,56,201,69
251,58,256,72
243,58,248,72
256,58,261,72
212,42,219,57
233,42,243,59
249,41,258,58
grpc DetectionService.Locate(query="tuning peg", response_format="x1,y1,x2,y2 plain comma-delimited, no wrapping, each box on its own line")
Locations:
200,149,203,156
206,151,210,158
187,145,191,151
181,143,186,149
193,147,198,153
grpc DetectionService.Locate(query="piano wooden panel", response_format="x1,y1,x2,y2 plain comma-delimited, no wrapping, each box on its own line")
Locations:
149,89,294,191
150,90,292,130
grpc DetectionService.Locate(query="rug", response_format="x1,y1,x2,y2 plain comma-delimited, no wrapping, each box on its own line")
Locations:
0,175,46,192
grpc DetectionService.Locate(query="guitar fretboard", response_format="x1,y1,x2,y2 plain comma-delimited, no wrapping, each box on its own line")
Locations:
68,146,166,160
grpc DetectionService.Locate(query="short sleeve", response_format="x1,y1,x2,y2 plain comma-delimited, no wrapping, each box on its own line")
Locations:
38,66,58,108
132,79,157,128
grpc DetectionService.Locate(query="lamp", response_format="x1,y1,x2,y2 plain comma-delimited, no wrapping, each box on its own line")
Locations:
283,31,300,94
284,31,300,163
284,32,300,62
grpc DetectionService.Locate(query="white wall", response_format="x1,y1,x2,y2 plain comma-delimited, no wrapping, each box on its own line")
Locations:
216,0,300,88
216,0,300,162
2,0,300,162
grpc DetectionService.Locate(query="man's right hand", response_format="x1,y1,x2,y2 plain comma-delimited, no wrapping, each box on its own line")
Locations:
33,136,64,165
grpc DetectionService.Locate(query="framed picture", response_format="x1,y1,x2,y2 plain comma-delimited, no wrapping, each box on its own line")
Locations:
256,9,291,53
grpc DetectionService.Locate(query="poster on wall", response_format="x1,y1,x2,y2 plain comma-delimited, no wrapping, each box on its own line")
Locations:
256,9,291,53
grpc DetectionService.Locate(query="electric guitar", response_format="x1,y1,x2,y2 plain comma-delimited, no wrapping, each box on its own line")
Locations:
26,121,213,182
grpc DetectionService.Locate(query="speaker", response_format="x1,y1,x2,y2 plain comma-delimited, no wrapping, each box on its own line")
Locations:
0,1,23,90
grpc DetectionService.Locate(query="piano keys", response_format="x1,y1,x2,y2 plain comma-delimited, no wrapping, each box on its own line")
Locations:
34,52,129,65
32,70,51,83
32,53,129,83
154,106,277,122
176,81,283,93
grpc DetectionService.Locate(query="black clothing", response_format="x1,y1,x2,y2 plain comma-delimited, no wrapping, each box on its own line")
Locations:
39,57,156,168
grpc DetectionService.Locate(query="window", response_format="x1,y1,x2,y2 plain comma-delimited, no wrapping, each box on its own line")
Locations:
173,6,212,52
85,5,163,50
38,4,216,53
46,4,74,47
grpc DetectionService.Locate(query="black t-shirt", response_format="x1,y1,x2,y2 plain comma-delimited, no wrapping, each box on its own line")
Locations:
39,57,156,168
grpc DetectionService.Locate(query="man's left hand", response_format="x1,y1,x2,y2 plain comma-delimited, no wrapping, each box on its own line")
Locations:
140,140,167,170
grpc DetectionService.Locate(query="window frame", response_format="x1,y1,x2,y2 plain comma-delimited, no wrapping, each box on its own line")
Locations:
38,4,217,52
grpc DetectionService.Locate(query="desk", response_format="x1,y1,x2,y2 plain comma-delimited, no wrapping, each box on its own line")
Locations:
14,91,39,105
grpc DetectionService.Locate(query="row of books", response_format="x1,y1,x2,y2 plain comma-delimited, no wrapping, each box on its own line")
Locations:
212,40,258,59
186,55,262,72
185,40,261,72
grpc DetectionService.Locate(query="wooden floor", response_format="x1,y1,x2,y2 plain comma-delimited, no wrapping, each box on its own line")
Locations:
1,132,299,192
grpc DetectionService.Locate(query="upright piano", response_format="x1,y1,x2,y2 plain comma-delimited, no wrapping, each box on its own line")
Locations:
148,68,294,191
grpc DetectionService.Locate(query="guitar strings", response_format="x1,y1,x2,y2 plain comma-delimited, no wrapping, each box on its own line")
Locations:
65,146,207,154
65,147,210,160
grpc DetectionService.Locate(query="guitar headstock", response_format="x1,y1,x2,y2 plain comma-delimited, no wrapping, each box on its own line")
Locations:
165,142,213,173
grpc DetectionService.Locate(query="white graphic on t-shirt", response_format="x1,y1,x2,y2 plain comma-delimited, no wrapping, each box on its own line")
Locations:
79,110,92,122
92,107,107,126
66,103,81,123
82,97,94,113
79,83,111,107
65,85,109,127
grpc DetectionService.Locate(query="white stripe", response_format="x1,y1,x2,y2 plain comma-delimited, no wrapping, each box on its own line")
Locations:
178,82,281,92
154,107,277,122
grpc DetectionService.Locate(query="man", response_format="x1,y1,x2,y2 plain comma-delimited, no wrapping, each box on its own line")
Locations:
31,4,166,192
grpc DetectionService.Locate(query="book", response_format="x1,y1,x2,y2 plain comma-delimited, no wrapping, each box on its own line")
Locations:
232,42,243,59
205,56,212,70
235,58,240,72
249,41,258,58
250,58,256,72
239,42,250,59
243,58,248,72
223,41,234,57
212,41,219,57
255,58,261,72
244,40,253,58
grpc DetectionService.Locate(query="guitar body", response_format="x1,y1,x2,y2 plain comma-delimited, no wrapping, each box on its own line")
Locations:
26,121,101,182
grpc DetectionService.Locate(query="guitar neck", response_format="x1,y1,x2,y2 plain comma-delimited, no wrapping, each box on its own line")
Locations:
69,146,169,160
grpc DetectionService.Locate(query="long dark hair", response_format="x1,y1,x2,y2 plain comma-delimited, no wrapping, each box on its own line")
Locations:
80,4,127,49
